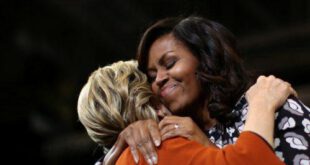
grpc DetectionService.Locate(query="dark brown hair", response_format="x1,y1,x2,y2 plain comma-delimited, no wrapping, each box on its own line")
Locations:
137,16,253,125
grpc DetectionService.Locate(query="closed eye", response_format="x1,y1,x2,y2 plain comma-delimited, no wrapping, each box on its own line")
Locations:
165,59,177,69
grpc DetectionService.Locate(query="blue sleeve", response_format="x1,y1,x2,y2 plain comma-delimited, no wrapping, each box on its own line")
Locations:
274,96,310,165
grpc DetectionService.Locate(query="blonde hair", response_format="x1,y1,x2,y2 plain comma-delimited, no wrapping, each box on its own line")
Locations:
77,60,158,149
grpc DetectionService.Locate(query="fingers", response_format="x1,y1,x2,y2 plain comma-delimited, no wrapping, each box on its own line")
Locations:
280,81,298,98
121,127,140,164
159,116,192,141
158,116,181,129
136,121,158,165
249,75,298,110
103,135,128,165
161,124,183,141
290,87,298,98
148,122,161,147
159,116,182,141
121,120,159,165
276,79,298,98
136,132,157,165
130,147,139,164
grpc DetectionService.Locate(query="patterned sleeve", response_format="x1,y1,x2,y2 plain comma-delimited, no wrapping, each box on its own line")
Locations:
274,96,310,165
94,155,104,165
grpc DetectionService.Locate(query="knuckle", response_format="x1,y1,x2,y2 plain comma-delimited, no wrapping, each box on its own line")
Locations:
148,124,156,131
189,131,194,135
146,119,153,123
130,146,137,151
136,120,143,125
257,75,265,80
285,85,291,91
160,117,167,123
184,116,191,121
121,129,131,138
269,75,275,79
167,131,174,137
141,137,150,144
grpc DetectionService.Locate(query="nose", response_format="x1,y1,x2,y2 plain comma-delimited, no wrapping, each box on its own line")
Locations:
155,69,168,87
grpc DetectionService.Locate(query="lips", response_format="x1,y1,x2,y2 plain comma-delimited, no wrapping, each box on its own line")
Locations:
160,84,177,98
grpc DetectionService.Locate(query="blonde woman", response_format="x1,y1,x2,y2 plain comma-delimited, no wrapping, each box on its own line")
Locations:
77,60,295,165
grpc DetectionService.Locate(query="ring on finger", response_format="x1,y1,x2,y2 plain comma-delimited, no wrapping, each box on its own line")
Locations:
174,123,179,129
137,143,143,148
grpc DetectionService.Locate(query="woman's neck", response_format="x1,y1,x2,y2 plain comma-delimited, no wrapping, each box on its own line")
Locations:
201,110,217,130
190,101,217,131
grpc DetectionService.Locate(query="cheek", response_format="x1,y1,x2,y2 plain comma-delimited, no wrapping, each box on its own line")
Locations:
185,72,201,99
187,79,201,97
151,83,157,94
173,66,187,77
173,62,197,79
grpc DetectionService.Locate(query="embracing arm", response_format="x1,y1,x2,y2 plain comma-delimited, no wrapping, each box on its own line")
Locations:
103,111,216,165
102,119,161,165
116,132,285,165
158,116,215,147
243,75,297,147
116,76,293,165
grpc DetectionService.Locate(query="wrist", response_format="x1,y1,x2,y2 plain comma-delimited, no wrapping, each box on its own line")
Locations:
244,105,275,147
248,103,276,115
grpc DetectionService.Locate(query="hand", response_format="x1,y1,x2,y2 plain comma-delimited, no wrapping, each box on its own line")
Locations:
118,119,161,165
246,75,298,112
103,135,127,165
159,116,214,147
244,75,298,146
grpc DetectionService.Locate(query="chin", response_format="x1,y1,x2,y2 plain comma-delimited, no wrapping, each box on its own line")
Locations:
170,104,188,116
168,105,179,114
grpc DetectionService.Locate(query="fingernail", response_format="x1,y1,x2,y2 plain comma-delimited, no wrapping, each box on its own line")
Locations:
134,155,139,164
152,156,158,164
155,140,160,147
147,158,153,165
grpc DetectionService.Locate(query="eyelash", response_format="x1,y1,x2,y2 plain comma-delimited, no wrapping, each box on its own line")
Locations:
148,59,177,83
165,59,176,69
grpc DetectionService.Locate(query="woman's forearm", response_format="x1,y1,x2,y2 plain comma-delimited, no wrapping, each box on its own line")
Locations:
243,105,275,147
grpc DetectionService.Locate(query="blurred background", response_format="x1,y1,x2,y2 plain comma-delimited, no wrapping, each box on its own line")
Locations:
1,0,310,164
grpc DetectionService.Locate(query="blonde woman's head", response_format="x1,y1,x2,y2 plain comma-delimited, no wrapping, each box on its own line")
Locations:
77,60,158,149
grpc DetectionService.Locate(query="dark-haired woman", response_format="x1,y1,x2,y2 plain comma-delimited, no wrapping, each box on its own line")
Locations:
104,16,310,165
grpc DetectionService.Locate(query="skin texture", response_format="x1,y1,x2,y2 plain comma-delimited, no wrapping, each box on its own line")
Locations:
103,34,299,165
102,32,298,165
104,75,297,165
147,34,202,114
244,75,297,146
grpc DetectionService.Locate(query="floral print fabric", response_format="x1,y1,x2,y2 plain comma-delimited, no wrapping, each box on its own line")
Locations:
207,96,310,165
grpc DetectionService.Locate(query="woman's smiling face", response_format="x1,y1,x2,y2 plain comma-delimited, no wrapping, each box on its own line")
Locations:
147,34,202,114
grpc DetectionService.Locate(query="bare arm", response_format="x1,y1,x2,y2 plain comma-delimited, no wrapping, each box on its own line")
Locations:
244,75,297,146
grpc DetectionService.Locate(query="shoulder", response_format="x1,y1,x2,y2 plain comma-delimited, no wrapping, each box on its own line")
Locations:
276,96,310,130
116,137,206,165
280,96,310,116
275,96,310,133
274,96,310,164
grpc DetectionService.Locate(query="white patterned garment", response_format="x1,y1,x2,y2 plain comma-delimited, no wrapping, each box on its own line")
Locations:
207,95,310,165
